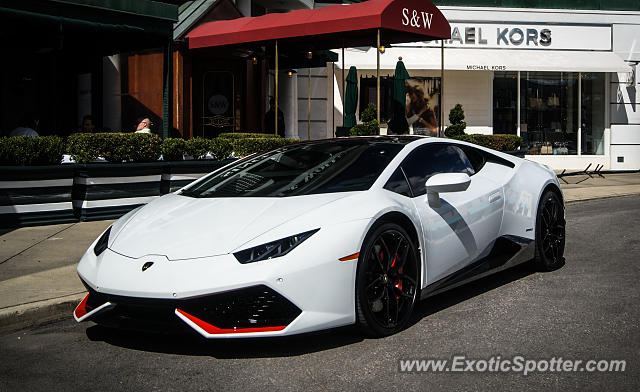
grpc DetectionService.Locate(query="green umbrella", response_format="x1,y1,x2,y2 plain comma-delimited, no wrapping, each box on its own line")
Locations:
344,66,358,128
390,58,410,134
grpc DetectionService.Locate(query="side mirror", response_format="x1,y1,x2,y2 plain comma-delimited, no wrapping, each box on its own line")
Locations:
425,173,471,207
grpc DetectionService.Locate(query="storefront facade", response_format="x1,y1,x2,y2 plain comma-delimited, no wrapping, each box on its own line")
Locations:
336,3,640,170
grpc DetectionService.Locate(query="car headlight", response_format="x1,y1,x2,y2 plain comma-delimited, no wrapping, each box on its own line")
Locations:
233,229,319,264
94,227,111,256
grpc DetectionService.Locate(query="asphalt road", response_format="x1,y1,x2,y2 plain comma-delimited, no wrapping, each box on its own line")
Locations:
1,196,639,392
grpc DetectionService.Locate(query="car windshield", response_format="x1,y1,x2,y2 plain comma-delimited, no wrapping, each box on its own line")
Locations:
181,139,407,198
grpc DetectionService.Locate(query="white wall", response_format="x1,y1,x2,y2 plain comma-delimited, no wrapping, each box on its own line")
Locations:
610,64,640,169
267,70,298,139
102,55,121,132
613,24,640,62
297,67,329,140
441,70,492,132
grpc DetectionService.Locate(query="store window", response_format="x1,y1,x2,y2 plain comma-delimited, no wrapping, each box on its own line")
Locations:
581,73,606,155
493,72,518,134
492,71,606,155
520,72,578,155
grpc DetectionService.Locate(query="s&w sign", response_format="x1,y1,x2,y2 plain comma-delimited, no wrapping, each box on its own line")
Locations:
401,7,434,30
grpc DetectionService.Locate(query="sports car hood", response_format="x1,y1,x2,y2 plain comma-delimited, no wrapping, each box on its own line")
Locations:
109,193,352,260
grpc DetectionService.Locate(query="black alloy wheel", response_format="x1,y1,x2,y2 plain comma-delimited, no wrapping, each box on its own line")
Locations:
535,190,566,271
356,222,420,337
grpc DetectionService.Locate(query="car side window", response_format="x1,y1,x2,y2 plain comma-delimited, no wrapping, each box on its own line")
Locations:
383,167,412,197
459,145,486,173
400,144,475,197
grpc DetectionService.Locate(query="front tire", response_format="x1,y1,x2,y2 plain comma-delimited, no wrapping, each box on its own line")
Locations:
355,222,420,337
534,190,566,271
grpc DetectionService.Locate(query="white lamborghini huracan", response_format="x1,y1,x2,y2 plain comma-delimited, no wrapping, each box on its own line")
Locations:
74,136,565,338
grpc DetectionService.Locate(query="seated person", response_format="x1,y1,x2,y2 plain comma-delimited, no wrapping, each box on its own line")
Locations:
10,114,39,137
135,118,152,134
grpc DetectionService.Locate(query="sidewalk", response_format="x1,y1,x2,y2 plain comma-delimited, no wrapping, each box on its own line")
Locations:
0,220,114,334
1,172,639,334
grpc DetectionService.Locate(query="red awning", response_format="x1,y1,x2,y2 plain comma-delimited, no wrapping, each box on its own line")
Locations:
187,0,450,50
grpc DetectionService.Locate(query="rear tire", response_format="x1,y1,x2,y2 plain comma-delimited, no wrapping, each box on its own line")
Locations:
355,222,420,337
534,190,566,271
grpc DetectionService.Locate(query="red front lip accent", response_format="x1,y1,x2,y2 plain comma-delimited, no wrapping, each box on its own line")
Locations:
175,308,286,334
74,293,90,319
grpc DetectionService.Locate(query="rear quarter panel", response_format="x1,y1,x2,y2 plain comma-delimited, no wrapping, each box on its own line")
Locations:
501,160,560,240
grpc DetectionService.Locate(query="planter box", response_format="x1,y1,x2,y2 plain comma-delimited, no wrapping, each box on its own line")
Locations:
0,165,78,228
73,162,164,221
161,159,235,194
0,159,235,227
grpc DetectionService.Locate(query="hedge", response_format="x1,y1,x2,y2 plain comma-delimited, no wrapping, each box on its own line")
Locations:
0,136,64,165
452,134,523,152
231,137,299,157
183,137,233,160
161,136,298,160
162,138,187,161
2,133,299,166
67,133,162,163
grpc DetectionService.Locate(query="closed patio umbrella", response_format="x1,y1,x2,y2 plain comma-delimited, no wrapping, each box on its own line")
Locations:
389,57,409,134
344,66,358,128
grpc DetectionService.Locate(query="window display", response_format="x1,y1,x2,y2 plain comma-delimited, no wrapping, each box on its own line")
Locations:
520,72,578,155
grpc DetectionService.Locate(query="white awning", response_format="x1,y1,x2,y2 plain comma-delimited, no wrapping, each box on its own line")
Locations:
335,47,632,73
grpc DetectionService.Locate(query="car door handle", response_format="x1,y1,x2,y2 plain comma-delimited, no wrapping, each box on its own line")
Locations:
489,192,502,203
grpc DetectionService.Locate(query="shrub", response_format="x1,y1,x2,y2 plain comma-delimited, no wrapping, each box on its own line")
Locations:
67,133,161,163
218,132,282,139
445,104,467,138
360,103,377,122
449,103,465,124
112,133,162,163
350,120,379,136
184,137,211,159
0,136,64,165
231,137,299,158
452,134,523,152
162,138,187,161
350,103,379,136
183,137,232,160
209,138,233,160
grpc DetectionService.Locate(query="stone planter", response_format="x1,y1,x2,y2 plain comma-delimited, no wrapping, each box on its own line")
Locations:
161,159,235,194
0,165,78,228
72,162,165,221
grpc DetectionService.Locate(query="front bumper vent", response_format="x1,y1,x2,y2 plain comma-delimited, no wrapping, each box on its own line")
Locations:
78,283,301,334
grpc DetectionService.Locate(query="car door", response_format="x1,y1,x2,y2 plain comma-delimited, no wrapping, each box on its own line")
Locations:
398,143,504,286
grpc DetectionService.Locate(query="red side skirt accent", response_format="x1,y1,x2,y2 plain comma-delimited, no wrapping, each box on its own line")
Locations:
175,308,286,334
74,293,90,319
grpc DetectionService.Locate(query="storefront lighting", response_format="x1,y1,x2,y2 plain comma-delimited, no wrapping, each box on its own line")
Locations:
288,70,297,77
307,51,313,60
252,56,258,65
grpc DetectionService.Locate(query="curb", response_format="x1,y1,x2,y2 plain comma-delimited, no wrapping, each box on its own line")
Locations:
562,186,640,204
0,292,86,335
565,193,640,204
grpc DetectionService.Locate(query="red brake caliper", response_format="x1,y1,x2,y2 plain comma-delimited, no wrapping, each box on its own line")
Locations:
392,254,403,299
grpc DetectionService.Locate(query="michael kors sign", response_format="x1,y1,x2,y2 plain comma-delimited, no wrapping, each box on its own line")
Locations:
413,23,612,51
